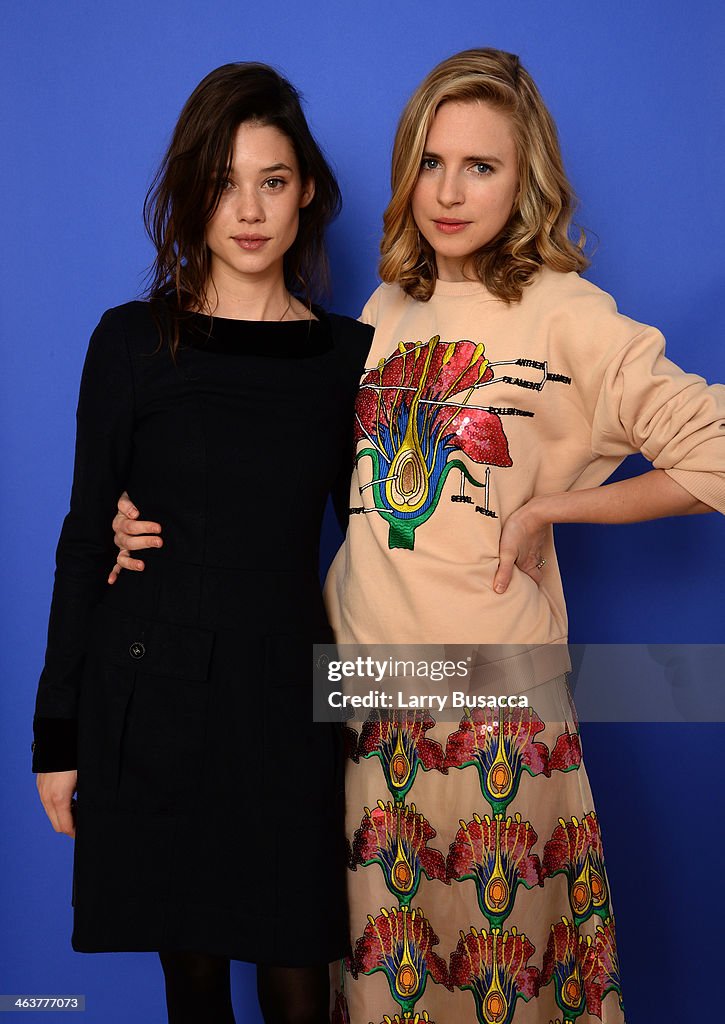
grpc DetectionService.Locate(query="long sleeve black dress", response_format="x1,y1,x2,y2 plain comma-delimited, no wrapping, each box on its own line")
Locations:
32,301,372,964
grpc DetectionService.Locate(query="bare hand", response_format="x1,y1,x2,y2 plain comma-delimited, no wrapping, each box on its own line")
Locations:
493,499,549,594
107,490,163,585
36,770,78,838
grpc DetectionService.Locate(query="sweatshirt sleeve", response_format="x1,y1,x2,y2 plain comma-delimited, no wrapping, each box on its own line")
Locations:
591,325,725,513
32,309,136,772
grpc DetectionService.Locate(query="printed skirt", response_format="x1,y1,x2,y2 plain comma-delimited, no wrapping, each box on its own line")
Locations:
331,675,626,1024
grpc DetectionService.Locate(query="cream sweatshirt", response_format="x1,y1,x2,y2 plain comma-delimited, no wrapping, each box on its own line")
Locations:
323,268,725,678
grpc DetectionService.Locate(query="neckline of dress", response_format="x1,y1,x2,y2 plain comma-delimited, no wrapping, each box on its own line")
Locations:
186,307,322,325
179,304,332,358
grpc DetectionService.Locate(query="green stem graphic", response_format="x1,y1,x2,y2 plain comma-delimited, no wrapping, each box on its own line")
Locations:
356,449,483,550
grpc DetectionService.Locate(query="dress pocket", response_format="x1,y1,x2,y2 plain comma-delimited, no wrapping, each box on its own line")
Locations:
90,606,214,680
82,608,215,812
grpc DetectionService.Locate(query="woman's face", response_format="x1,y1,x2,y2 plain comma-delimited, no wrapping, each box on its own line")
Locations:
411,100,519,282
205,120,314,288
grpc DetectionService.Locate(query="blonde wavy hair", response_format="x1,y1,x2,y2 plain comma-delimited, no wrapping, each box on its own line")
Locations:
380,48,589,302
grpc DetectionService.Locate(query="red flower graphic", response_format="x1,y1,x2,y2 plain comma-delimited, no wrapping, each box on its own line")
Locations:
354,337,512,465
549,727,582,773
359,711,446,801
541,917,598,1019
548,679,581,774
449,926,540,1024
542,814,609,923
353,337,515,548
447,812,543,927
351,800,447,903
330,989,350,1024
353,905,449,1012
581,917,623,1017
444,708,549,813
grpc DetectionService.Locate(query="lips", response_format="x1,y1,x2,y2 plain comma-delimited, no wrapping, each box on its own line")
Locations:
232,234,270,251
433,219,471,235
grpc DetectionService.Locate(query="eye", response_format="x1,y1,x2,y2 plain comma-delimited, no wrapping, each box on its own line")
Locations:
263,177,286,190
216,177,235,193
472,162,494,175
420,157,440,172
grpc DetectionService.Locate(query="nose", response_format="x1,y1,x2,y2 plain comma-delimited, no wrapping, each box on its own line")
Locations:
234,185,264,223
437,169,464,208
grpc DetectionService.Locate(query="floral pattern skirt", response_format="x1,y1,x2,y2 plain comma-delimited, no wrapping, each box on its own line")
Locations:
331,675,626,1024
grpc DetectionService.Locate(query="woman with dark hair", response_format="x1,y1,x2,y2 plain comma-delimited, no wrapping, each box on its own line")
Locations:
32,62,371,1024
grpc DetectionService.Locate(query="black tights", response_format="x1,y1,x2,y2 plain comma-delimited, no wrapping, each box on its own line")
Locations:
256,964,330,1024
158,951,330,1024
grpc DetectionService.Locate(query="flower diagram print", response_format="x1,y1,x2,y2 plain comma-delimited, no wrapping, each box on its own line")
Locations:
351,335,571,549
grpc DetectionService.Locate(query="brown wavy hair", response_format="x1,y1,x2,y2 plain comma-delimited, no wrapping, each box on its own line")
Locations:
380,48,589,303
144,62,341,350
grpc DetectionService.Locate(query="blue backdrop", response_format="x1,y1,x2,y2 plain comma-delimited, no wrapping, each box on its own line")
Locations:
2,2,723,1021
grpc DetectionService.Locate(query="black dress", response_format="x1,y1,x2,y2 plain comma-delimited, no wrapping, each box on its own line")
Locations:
32,301,373,965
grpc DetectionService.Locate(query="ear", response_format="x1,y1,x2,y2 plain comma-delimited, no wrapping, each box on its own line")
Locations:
300,177,315,209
